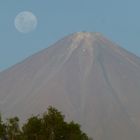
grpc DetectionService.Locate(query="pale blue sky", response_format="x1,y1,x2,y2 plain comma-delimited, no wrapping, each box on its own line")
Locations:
0,0,140,71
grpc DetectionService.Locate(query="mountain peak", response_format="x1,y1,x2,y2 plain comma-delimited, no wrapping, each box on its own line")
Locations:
63,32,102,51
71,32,101,41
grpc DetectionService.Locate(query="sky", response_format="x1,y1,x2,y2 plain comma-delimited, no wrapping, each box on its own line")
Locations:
0,0,140,71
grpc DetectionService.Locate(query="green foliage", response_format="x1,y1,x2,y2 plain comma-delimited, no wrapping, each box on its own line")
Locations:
0,114,6,138
0,106,91,140
42,106,65,139
6,117,21,140
22,116,42,140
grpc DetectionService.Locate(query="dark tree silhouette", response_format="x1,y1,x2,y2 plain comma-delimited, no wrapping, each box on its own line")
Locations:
0,107,92,140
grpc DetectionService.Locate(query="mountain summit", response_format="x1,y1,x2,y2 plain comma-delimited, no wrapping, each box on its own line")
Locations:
0,32,140,139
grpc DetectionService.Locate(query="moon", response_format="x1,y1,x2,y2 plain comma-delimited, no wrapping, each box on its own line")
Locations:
15,11,37,33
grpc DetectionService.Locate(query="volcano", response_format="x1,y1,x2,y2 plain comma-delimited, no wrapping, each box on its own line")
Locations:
0,32,140,139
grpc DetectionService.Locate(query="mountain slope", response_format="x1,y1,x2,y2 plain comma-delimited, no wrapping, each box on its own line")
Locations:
0,32,140,139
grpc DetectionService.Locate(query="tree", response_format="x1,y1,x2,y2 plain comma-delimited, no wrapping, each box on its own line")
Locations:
41,106,90,140
6,117,20,140
42,106,65,140
64,121,89,140
0,114,6,139
0,107,92,140
22,116,42,140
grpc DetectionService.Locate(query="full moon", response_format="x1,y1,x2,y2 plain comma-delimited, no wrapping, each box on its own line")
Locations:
15,11,37,33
